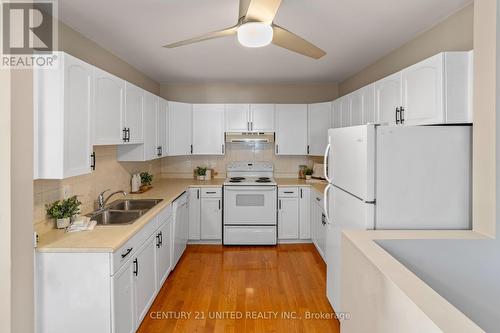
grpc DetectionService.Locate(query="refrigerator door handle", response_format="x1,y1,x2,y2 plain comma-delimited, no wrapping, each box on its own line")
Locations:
323,184,332,224
324,142,332,183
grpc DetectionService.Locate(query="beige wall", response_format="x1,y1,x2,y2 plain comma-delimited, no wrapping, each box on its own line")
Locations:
161,144,315,179
339,3,474,96
0,67,11,333
472,0,497,237
160,82,339,103
34,147,162,235
58,21,160,95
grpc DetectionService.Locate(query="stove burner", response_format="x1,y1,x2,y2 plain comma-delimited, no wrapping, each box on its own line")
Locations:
230,177,245,181
258,177,270,180
255,179,271,183
229,180,243,183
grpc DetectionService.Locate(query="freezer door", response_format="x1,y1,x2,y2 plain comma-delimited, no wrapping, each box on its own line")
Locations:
375,125,472,229
326,185,374,312
328,125,375,201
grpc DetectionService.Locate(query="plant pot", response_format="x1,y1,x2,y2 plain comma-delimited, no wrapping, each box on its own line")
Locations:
305,175,312,180
56,217,71,229
197,175,205,180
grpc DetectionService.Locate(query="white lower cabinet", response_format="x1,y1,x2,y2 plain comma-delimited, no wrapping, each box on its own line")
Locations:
311,189,327,261
188,187,222,241
37,204,174,333
299,187,311,239
278,187,310,241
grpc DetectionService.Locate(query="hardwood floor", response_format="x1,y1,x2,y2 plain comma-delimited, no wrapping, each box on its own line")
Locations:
138,244,340,333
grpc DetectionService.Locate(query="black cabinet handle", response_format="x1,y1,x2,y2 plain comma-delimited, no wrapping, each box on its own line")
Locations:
251,122,253,131
276,145,279,154
321,213,326,225
159,231,163,246
300,188,303,198
247,122,250,131
90,152,96,171
222,144,225,154
156,233,161,248
190,144,193,154
395,107,401,124
121,247,133,259
157,146,162,157
218,199,221,210
307,145,310,155
126,128,130,142
133,258,138,276
206,191,216,194
284,191,294,194
279,199,282,210
122,128,127,142
400,107,405,124
197,189,200,199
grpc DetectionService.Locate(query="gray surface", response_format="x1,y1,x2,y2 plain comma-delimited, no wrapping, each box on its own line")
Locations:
376,239,500,333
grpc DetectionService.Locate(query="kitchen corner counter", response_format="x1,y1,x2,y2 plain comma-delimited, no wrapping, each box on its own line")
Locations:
37,178,224,253
275,178,328,193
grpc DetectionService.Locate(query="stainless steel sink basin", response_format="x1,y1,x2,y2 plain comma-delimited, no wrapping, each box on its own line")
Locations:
107,199,163,211
89,210,145,225
87,199,162,225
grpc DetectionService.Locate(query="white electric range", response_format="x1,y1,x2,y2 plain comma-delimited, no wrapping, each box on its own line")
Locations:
223,161,277,245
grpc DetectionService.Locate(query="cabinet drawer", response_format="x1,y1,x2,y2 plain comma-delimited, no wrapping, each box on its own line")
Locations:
111,215,158,275
200,187,222,198
278,187,299,197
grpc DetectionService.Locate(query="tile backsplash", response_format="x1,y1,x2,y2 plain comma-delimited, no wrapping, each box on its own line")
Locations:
161,143,314,179
33,146,161,235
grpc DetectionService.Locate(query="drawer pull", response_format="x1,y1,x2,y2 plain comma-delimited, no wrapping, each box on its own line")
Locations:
206,191,217,194
284,191,294,194
121,247,133,259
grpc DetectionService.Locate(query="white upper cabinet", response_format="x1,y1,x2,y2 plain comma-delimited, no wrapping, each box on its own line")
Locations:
275,104,308,155
168,101,192,156
402,52,471,125
332,99,342,128
349,85,376,126
34,52,93,179
192,104,225,155
375,71,403,125
124,83,144,144
142,92,159,160
225,104,275,132
307,102,332,156
250,104,275,132
349,90,363,126
93,68,126,145
340,96,351,127
157,99,168,158
225,104,250,132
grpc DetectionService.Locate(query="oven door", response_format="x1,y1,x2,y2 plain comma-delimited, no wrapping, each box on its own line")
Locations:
224,186,277,225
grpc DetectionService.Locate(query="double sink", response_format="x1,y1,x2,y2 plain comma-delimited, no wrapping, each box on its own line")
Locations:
87,199,163,225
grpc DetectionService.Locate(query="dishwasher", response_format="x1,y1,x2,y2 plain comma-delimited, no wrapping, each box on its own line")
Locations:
171,192,189,269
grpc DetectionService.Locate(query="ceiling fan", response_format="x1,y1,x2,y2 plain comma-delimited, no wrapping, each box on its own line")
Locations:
163,0,326,59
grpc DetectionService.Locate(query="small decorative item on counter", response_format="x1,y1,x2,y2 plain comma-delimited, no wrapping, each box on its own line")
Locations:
131,173,141,192
195,166,207,180
205,169,212,180
299,165,307,179
140,172,153,189
304,167,314,180
66,216,97,233
46,195,82,229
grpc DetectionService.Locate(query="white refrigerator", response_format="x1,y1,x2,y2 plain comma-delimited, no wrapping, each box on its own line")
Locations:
323,124,472,311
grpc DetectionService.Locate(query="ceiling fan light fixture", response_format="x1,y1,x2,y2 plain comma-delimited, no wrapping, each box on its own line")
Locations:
237,22,273,48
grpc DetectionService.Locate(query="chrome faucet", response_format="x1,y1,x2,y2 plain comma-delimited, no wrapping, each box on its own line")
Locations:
97,189,127,210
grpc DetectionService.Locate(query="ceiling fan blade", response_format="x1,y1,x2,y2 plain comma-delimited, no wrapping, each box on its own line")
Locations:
240,0,282,23
271,24,326,59
163,25,238,48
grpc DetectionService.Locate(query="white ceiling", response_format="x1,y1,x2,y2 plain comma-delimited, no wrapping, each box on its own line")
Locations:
58,0,471,84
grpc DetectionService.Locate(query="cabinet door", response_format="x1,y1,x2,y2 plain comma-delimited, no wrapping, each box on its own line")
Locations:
275,104,308,155
299,187,311,239
349,90,363,126
134,235,157,324
112,260,135,333
332,99,342,128
64,55,93,178
157,99,168,157
156,219,172,286
340,96,351,127
168,101,192,156
143,93,158,160
226,104,249,132
308,102,332,156
93,68,125,144
402,54,444,125
192,104,225,155
188,188,201,240
278,197,299,239
250,104,275,132
375,72,402,125
124,83,144,144
200,197,222,240
362,85,376,124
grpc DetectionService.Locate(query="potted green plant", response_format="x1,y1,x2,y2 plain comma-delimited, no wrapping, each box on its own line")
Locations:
195,166,207,180
140,172,153,188
304,167,314,180
46,196,82,229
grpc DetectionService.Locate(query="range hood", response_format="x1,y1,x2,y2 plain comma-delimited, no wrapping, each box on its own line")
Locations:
225,132,274,144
